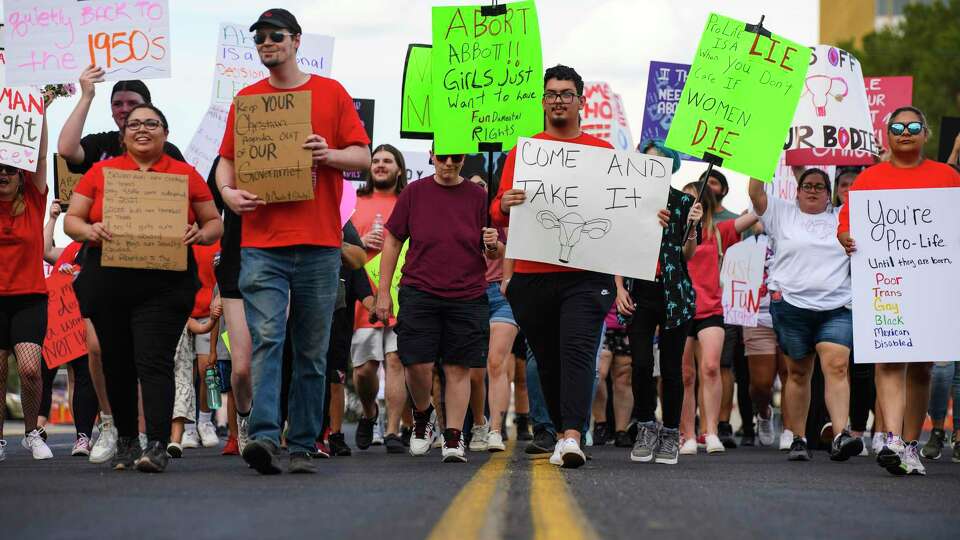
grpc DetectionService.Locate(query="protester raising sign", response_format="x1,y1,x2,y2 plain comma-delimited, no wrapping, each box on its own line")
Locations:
785,45,878,166
400,44,433,139
864,76,912,153
184,103,229,180
642,61,698,160
666,13,810,181
582,81,634,151
43,271,87,369
212,23,333,105
720,235,768,327
0,86,43,172
505,137,671,279
3,0,172,85
430,1,543,154
849,188,960,363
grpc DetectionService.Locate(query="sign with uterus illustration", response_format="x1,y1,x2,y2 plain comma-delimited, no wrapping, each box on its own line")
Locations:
784,45,879,166
505,137,671,280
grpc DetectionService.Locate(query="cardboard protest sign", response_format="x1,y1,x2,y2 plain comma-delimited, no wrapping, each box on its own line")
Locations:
582,81,634,151
720,235,768,326
785,45,878,166
505,137,671,279
431,1,543,154
849,188,960,363
0,86,43,172
234,91,313,203
101,169,187,271
365,241,409,316
642,61,699,160
938,116,960,164
666,13,811,181
42,271,87,369
864,76,912,153
212,23,333,104
3,0,172,85
53,153,83,207
400,44,433,139
184,103,229,180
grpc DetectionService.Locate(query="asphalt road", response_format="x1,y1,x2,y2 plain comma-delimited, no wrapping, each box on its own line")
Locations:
1,424,958,540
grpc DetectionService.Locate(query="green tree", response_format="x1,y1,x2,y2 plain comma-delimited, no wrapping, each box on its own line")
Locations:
840,0,960,158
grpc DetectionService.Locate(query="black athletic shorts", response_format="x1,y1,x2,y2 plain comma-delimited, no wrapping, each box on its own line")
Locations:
327,307,351,382
395,286,489,368
720,324,743,369
688,314,725,339
0,293,48,349
215,210,242,299
512,331,527,359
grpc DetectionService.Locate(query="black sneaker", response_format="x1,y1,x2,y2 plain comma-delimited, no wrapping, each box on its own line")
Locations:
400,426,412,447
329,432,351,456
242,439,283,475
111,436,140,470
592,422,610,446
135,440,169,473
718,422,737,449
289,452,316,474
614,430,633,448
788,437,812,461
525,428,555,455
355,405,378,450
741,433,756,447
921,428,945,460
626,420,638,442
384,433,405,454
830,431,864,462
515,414,533,441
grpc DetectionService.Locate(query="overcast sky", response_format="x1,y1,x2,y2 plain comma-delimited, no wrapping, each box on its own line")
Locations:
37,0,820,243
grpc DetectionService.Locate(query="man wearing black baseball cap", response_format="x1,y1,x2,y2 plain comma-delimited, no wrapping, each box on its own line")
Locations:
216,8,371,475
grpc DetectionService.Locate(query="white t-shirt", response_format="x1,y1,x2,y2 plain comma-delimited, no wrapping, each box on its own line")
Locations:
759,197,850,311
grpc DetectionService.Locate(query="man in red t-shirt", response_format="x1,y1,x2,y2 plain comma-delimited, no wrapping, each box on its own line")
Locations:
215,8,371,475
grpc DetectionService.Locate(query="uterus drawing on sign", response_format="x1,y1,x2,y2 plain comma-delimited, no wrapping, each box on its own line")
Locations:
803,75,849,117
537,210,612,263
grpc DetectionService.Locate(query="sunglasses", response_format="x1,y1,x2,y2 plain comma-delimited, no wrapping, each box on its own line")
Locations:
889,122,923,136
253,31,295,45
0,165,20,175
434,154,464,164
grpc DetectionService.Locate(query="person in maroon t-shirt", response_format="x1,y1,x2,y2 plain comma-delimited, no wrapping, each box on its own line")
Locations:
375,147,500,463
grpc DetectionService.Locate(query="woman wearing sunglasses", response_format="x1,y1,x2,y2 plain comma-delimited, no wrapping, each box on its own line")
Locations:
65,104,222,473
837,106,960,476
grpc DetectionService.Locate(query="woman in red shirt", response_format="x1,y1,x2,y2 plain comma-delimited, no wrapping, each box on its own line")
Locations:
65,104,222,473
0,110,51,462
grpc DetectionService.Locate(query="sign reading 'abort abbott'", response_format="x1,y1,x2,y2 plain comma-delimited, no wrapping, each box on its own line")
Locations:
506,137,671,280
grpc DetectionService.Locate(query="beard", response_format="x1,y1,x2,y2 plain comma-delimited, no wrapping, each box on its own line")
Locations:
373,177,397,190
547,114,570,129
262,56,282,68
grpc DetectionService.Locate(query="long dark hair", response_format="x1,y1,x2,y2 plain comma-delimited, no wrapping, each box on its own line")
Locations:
684,180,718,238
357,144,407,196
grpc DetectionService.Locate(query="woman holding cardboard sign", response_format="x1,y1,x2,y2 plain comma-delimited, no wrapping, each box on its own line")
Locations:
65,104,221,474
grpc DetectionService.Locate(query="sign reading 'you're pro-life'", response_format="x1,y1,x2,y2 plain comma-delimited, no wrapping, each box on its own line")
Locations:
850,188,960,363
506,137,671,280
666,13,810,181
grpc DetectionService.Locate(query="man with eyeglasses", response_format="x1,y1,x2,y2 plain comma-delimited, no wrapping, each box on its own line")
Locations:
216,8,371,475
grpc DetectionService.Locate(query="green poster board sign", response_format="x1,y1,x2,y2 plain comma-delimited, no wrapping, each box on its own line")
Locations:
430,0,544,154
365,242,410,316
665,13,811,181
400,44,434,139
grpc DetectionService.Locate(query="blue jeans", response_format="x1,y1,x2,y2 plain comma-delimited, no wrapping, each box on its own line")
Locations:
929,362,960,430
240,246,341,454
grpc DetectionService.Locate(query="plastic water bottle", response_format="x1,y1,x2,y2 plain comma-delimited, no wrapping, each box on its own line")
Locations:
204,367,222,410
373,213,383,233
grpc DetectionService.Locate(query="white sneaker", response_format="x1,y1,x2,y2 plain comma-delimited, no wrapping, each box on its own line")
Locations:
237,414,250,453
858,436,870,457
72,434,92,457
433,433,445,449
469,418,490,452
198,421,220,448
757,408,775,447
872,432,885,454
705,434,725,454
442,434,467,463
0,439,7,462
487,430,506,452
182,429,201,449
903,441,926,476
22,429,53,460
779,429,795,451
372,419,385,446
409,409,436,456
138,433,148,450
549,441,563,466
679,438,698,455
558,437,586,468
89,419,118,464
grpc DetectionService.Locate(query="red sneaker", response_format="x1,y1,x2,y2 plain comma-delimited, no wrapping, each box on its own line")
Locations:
221,437,240,456
311,440,331,459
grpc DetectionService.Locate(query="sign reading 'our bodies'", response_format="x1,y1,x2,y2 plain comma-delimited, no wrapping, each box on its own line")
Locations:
506,138,671,280
212,23,333,105
3,0,172,85
666,13,810,181
431,1,543,154
850,188,960,363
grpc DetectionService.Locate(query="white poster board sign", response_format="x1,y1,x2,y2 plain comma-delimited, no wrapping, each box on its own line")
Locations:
850,188,960,363
505,137,671,279
211,23,333,104
0,86,43,172
183,103,229,179
402,150,434,184
582,81,634,151
720,235,768,327
3,0,172,85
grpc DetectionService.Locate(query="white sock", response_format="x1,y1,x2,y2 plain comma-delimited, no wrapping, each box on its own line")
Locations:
199,411,213,425
100,413,113,425
186,424,198,434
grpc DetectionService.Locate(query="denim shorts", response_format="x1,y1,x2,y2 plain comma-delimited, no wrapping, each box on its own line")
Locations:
770,297,852,359
487,282,517,326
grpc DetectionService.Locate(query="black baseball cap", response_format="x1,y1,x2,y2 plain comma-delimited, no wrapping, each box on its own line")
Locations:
249,8,302,34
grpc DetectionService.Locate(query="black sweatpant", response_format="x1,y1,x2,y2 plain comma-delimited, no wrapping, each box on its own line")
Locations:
628,280,689,430
849,353,875,433
507,272,614,433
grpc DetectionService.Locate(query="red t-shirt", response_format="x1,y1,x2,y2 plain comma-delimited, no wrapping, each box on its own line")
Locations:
0,179,47,296
837,160,960,234
386,175,488,300
490,131,614,274
688,219,741,319
353,191,399,330
191,241,220,318
219,75,371,249
73,153,213,246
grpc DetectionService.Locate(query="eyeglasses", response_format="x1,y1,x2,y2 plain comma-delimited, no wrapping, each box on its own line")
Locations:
889,122,924,136
253,31,295,45
125,119,164,131
799,183,827,193
542,91,579,104
0,165,20,175
434,154,464,164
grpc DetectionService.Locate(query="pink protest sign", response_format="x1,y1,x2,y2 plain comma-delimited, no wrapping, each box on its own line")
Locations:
864,76,912,152
340,180,357,227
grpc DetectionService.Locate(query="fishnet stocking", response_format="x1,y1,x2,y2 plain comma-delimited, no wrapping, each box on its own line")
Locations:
13,343,43,433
